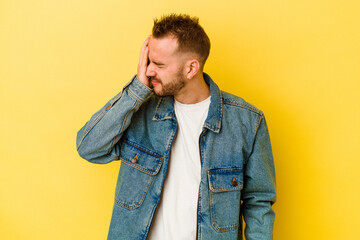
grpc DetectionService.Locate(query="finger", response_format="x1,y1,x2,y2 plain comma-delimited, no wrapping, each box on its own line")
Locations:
140,36,150,56
141,46,148,67
144,46,149,65
139,36,150,67
145,35,151,44
140,37,148,55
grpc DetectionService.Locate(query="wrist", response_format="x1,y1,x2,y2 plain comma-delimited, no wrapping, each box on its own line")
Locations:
136,74,150,87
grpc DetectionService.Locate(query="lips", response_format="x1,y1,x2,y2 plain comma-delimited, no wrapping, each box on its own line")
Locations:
151,80,160,86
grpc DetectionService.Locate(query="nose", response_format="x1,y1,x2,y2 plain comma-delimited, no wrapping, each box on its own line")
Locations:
146,63,156,78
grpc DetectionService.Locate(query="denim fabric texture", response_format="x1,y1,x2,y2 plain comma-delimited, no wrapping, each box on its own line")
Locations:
76,73,276,240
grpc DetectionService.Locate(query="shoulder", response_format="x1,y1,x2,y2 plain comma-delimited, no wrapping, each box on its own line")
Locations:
221,91,263,117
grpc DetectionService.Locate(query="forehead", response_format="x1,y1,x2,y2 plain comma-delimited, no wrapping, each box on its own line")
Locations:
148,36,179,61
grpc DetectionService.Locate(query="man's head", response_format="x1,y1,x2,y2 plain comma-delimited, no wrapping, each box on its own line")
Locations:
152,14,211,66
145,14,211,97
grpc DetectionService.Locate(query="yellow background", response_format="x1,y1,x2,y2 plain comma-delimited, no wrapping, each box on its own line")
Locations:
1,0,359,239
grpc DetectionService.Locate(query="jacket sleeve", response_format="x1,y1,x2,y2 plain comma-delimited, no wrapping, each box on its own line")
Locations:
241,114,276,240
76,75,153,164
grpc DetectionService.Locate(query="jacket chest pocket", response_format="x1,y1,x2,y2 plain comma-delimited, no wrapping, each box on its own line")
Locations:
208,167,243,232
114,140,163,210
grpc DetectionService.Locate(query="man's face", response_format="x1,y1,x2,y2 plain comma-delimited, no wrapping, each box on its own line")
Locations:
146,36,187,96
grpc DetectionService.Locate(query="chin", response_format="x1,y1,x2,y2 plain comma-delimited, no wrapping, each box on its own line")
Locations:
153,87,163,96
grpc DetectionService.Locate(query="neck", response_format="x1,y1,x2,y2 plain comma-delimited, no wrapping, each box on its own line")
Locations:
174,72,210,104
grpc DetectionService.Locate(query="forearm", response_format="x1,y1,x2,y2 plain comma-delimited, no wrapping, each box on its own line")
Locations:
76,75,153,164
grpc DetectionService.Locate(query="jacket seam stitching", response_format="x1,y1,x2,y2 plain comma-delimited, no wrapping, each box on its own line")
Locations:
245,114,264,165
120,157,161,175
209,169,243,174
223,101,263,115
118,101,138,142
209,190,240,232
114,174,153,210
124,139,162,158
128,87,145,103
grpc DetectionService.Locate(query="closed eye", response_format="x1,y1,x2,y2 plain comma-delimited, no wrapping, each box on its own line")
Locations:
153,61,165,67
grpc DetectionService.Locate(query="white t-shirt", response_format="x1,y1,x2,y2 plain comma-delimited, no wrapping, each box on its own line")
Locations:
147,96,211,240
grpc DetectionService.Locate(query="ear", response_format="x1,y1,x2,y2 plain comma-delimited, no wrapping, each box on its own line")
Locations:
186,59,200,80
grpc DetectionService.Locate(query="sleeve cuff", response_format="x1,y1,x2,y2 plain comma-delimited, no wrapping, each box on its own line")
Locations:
127,75,153,102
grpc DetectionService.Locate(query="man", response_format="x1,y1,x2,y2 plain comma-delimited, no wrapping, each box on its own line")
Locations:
76,14,276,240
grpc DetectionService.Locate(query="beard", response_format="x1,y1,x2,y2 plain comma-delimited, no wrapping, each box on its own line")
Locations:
150,70,186,97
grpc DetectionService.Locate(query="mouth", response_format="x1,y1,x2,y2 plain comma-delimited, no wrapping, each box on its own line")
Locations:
151,80,160,86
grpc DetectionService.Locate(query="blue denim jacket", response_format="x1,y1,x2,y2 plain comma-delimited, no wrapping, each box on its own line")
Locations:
76,73,276,240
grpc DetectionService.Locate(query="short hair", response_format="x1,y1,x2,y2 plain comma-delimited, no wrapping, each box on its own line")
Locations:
152,13,211,66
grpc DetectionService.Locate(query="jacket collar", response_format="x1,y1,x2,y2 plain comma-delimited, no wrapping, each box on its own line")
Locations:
152,72,222,133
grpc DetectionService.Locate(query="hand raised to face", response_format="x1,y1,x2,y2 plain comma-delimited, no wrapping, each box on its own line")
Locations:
137,35,151,87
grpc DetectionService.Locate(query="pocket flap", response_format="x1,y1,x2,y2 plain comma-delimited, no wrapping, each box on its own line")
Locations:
208,167,243,192
120,140,163,175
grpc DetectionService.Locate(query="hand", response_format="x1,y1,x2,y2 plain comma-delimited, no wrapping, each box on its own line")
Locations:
137,36,151,87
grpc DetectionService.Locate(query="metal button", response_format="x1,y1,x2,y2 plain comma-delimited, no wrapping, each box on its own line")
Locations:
131,154,138,164
232,177,237,187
